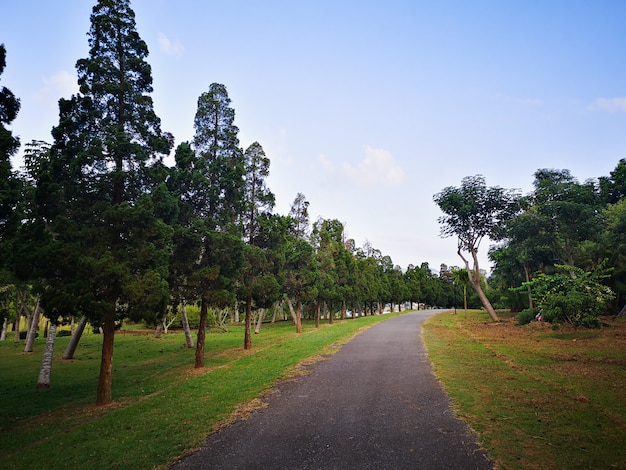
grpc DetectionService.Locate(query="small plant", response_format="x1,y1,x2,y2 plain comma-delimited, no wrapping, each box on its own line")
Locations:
515,308,537,325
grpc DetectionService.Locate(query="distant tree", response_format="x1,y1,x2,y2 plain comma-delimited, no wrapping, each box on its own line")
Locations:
451,268,469,315
434,175,520,321
288,192,310,239
599,158,626,204
242,142,274,244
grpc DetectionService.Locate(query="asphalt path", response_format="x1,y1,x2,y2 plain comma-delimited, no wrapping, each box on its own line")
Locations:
170,310,494,469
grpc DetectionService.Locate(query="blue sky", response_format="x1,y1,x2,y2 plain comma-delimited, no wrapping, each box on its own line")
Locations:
3,1,626,272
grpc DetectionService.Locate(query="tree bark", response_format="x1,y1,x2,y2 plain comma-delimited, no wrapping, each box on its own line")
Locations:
254,308,265,335
285,295,298,326
458,247,500,321
24,297,41,352
180,296,194,348
154,323,163,338
0,317,7,341
14,313,20,343
195,297,208,368
244,295,252,349
315,301,321,329
36,323,57,390
618,303,626,317
63,315,87,360
96,311,116,405
524,265,534,309
295,297,302,334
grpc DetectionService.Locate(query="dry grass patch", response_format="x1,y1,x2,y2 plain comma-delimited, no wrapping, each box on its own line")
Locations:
423,310,626,470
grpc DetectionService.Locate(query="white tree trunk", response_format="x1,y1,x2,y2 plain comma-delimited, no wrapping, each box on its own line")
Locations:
234,300,240,323
36,323,57,389
0,317,7,341
286,296,297,324
24,297,42,353
63,315,88,360
180,297,194,348
14,314,20,343
254,308,266,334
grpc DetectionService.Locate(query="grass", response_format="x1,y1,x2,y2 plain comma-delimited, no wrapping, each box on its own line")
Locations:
422,310,626,470
0,314,403,470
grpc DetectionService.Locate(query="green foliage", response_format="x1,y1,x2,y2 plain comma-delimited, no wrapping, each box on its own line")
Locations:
515,308,537,325
520,265,615,328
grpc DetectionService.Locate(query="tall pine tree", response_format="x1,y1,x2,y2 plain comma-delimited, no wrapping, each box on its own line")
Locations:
42,0,173,405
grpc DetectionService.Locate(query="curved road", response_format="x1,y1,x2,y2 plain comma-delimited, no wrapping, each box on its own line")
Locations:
170,310,493,469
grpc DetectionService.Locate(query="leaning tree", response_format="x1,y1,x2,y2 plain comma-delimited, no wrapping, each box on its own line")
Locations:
434,175,520,321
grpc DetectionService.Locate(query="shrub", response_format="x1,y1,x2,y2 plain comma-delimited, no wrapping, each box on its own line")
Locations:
516,308,537,325
520,264,614,328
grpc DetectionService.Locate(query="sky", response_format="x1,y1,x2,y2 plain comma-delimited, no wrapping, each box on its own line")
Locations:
3,0,626,272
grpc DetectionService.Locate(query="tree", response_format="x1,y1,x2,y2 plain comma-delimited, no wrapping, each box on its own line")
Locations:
288,193,310,239
599,158,626,204
39,0,173,405
0,44,22,328
451,269,469,315
434,175,520,321
242,142,274,244
189,83,245,367
239,144,279,349
531,169,602,270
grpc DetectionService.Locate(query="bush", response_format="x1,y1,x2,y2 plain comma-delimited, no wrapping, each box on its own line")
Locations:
516,308,537,325
520,264,614,328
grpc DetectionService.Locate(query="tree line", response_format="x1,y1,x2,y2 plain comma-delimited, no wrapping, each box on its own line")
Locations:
434,164,626,327
0,0,463,406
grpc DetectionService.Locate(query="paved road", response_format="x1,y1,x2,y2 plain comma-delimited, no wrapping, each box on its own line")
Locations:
170,310,494,469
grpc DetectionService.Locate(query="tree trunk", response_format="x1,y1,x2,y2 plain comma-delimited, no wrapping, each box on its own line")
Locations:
96,311,116,405
244,295,252,349
180,296,194,348
458,247,499,321
463,284,468,317
36,323,58,390
63,315,87,360
154,324,163,338
341,300,346,320
14,313,20,343
617,303,626,317
270,300,279,323
315,301,321,328
328,301,334,325
195,297,208,368
295,296,302,334
26,297,43,350
524,264,534,309
286,296,298,327
254,308,265,334
0,317,7,341
234,300,240,323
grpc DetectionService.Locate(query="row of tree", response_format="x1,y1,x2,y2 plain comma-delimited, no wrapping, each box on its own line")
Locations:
0,0,464,406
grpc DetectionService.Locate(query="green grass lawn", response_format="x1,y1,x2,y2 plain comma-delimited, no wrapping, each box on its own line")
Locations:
0,314,402,470
423,310,626,470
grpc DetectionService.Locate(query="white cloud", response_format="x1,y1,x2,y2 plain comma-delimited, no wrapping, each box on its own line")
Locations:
318,153,335,173
34,70,78,108
341,146,405,186
589,97,626,113
158,32,184,57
